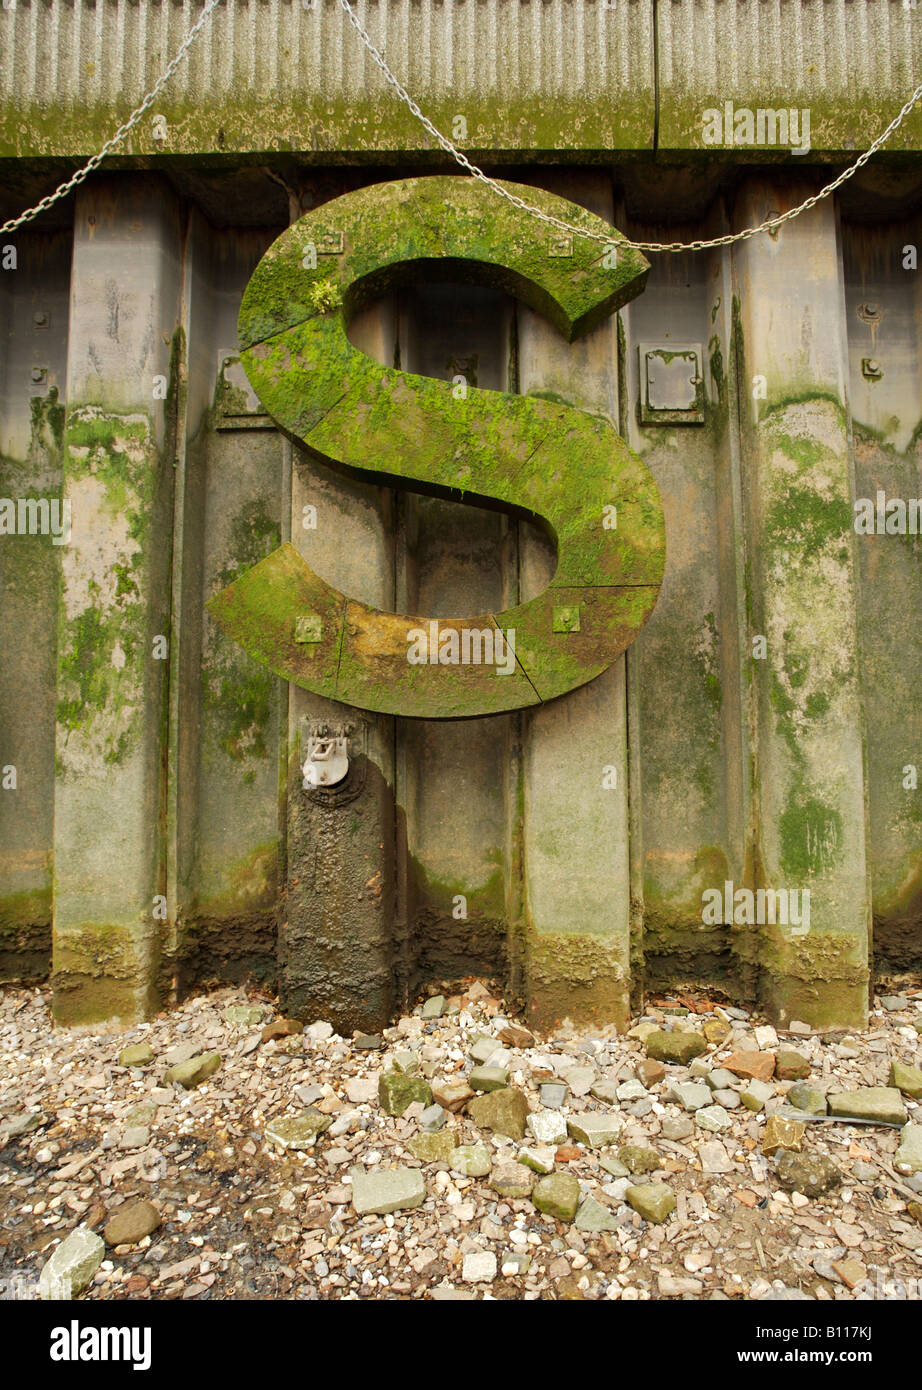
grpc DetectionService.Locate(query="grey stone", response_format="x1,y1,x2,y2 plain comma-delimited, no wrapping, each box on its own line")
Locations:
601,1177,631,1202
265,1109,332,1150
462,1250,497,1283
661,1115,695,1141
164,1041,201,1066
695,1105,732,1132
540,1082,569,1109
614,1080,647,1102
467,1087,529,1140
645,1030,707,1064
0,1111,44,1141
711,1089,741,1109
786,1082,827,1116
469,1064,509,1092
500,1251,532,1276
567,1113,621,1147
618,1144,661,1174
451,1143,492,1177
421,995,446,1019
490,1161,534,1199
599,1154,630,1178
120,1126,150,1149
224,1005,265,1027
118,1043,154,1067
126,1101,157,1127
591,1079,622,1103
658,1273,703,1296
295,1083,325,1106
740,1079,774,1112
393,1049,419,1075
469,1036,501,1065
894,1124,922,1173
419,1104,446,1131
827,1087,907,1126
526,1110,568,1146
351,1167,426,1215
532,1171,581,1221
707,1068,738,1090
625,1183,675,1224
164,1051,221,1089
40,1227,105,1299
575,1195,619,1232
698,1140,734,1173
669,1082,712,1111
890,1060,922,1099
565,1067,595,1097
775,1150,842,1197
517,1146,556,1175
880,994,909,1011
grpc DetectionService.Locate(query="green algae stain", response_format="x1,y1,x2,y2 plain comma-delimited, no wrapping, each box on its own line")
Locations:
202,500,280,775
779,791,843,878
55,407,162,762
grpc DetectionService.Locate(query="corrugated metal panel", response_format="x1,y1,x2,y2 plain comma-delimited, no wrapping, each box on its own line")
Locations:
0,0,655,156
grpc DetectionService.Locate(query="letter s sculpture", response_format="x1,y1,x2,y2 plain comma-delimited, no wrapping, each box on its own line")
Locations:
208,177,665,717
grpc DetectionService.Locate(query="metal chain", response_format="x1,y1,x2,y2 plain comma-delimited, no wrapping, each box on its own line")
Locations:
0,0,224,235
338,0,922,253
3,0,922,253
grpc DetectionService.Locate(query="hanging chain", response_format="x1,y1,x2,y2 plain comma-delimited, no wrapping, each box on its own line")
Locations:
3,0,922,253
338,0,922,252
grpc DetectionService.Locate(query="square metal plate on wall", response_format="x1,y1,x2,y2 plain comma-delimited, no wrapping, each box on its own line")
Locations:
638,343,706,425
214,350,274,430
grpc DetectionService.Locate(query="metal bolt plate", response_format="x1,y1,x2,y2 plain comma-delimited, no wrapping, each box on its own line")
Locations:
639,343,705,425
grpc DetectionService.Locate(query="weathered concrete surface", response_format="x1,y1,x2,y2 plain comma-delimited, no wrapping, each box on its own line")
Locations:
620,216,747,1000
0,229,71,982
518,171,634,1031
281,281,397,1033
3,1,920,161
3,160,920,1031
51,177,183,1025
656,0,922,155
161,216,284,997
730,179,870,1029
0,0,655,160
842,220,922,974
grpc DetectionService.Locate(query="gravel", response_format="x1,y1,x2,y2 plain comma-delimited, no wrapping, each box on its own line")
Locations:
0,980,920,1301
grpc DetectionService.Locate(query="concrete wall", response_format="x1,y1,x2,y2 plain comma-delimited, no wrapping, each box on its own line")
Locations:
2,153,922,1030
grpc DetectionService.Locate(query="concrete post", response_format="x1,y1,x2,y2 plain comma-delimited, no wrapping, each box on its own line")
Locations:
517,172,633,1030
732,179,870,1028
52,177,183,1025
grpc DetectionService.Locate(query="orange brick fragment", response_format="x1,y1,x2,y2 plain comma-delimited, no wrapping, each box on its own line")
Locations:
724,1050,776,1083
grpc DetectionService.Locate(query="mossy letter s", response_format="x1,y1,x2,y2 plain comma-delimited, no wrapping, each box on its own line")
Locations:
208,177,665,717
